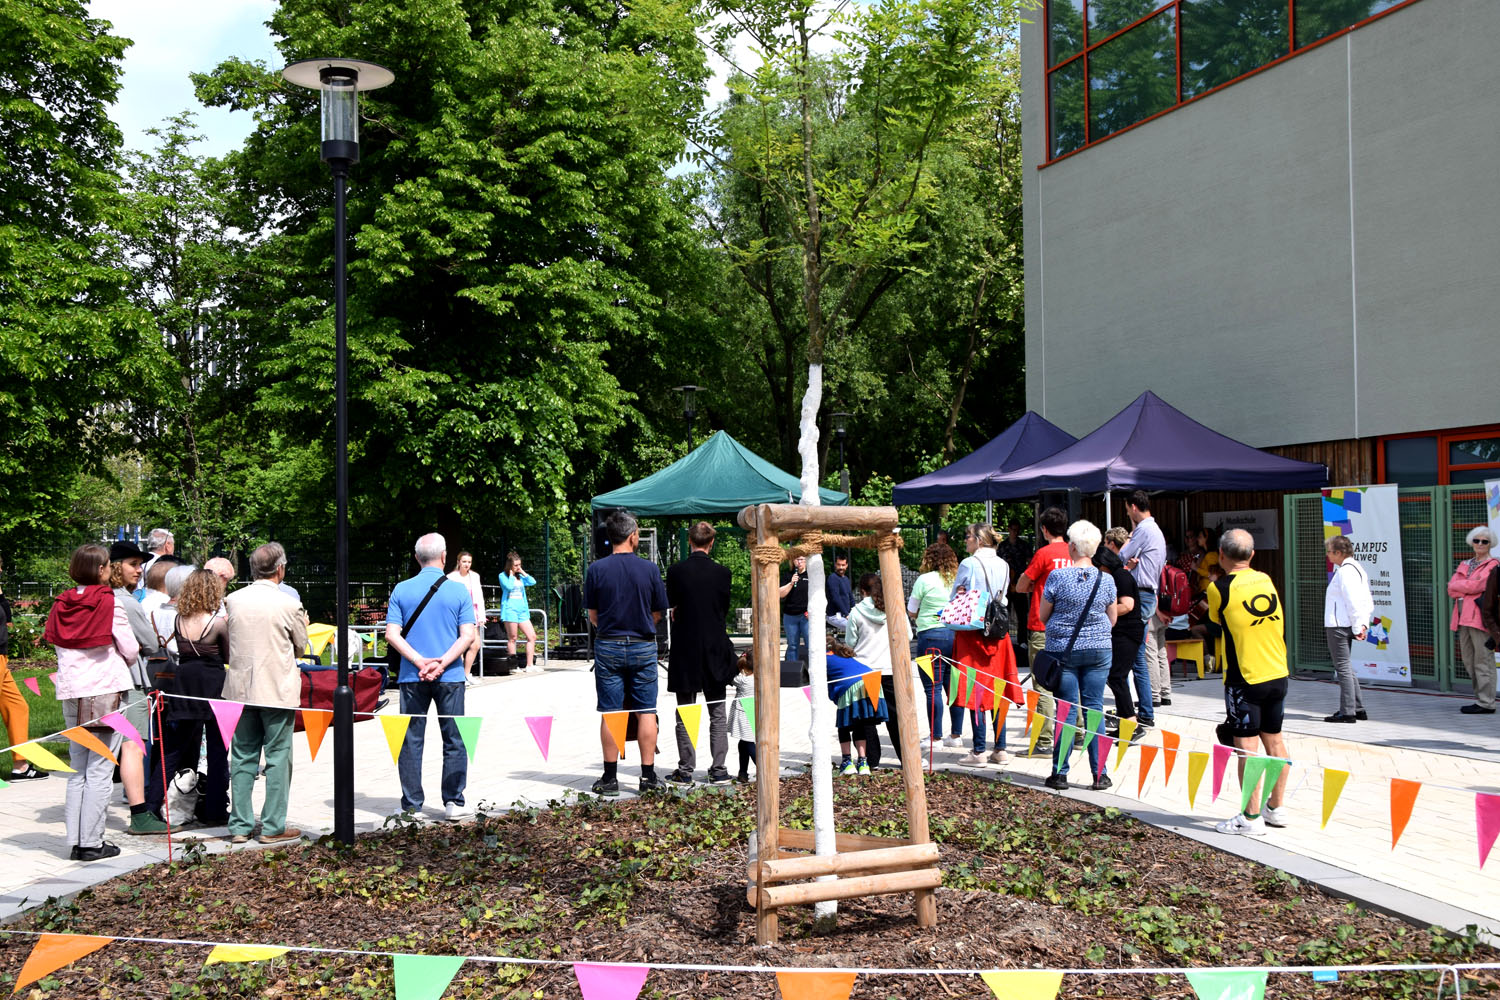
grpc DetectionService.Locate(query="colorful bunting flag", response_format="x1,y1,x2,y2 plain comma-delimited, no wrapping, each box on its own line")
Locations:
12,742,73,773
863,672,883,708
1052,699,1072,742
455,716,482,762
1321,769,1349,829
1390,778,1421,849
964,668,978,707
204,944,290,965
1026,711,1044,756
947,664,961,704
1185,968,1267,1000
209,701,244,752
1055,702,1076,762
776,970,856,1000
979,970,1064,1000
302,710,333,762
740,697,756,732
12,933,112,994
1080,708,1102,754
1137,744,1158,797
802,685,812,702
1161,730,1180,785
394,954,466,1000
525,716,553,761
47,671,58,689
1238,757,1268,814
23,676,41,697
1024,689,1039,726
98,711,147,759
603,712,629,756
1113,719,1136,768
1211,744,1233,803
1260,759,1287,808
381,714,413,767
1187,751,1209,809
677,704,703,748
1094,735,1113,779
1477,793,1500,869
915,654,934,680
576,962,651,1000
61,727,117,766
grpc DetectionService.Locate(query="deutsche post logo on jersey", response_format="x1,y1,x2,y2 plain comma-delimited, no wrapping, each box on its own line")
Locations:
1241,593,1281,626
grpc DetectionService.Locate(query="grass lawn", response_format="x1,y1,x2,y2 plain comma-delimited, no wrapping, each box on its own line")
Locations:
3,658,67,778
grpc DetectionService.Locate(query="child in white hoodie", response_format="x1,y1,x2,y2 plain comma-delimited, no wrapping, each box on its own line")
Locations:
845,572,914,770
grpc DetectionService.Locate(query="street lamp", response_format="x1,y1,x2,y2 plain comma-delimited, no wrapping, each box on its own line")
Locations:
674,385,700,457
281,58,394,848
832,412,851,563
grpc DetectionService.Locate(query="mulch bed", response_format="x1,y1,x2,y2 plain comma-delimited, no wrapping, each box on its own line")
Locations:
2,770,1495,998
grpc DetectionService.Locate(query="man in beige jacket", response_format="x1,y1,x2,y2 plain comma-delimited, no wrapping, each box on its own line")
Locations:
224,542,309,844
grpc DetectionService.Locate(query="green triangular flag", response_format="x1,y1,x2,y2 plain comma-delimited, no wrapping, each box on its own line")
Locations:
1239,757,1268,814
1055,703,1077,762
1080,708,1102,753
394,954,466,1000
947,664,961,703
1186,968,1267,1000
454,716,482,762
1261,758,1287,804
740,696,755,733
964,669,977,705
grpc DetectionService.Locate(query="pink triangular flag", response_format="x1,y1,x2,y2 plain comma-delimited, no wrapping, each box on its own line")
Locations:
1211,744,1233,803
1478,793,1500,869
1094,734,1114,778
1053,699,1073,742
574,962,649,1000
801,685,812,702
47,671,59,689
98,711,147,759
209,701,244,752
525,716,553,761
23,676,41,697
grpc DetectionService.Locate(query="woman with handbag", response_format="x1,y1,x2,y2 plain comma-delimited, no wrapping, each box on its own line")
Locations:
165,569,232,826
1035,521,1117,791
951,524,1013,766
44,545,140,861
907,543,960,749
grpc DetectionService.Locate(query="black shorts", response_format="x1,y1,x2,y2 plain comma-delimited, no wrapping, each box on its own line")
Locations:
1224,676,1288,738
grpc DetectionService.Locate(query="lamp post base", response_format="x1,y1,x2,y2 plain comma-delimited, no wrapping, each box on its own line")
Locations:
333,682,355,846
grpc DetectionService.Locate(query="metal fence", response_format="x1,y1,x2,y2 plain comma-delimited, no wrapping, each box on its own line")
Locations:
1283,485,1490,692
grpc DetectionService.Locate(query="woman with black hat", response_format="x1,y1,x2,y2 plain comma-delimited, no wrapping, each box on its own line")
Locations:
107,540,169,835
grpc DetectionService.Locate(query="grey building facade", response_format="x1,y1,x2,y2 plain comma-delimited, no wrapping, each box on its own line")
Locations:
1021,0,1500,483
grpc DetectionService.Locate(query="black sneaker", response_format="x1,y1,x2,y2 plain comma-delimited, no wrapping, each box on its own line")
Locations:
665,769,694,786
734,774,752,785
1461,704,1497,715
1044,773,1068,790
707,767,733,785
1323,712,1356,723
590,775,620,797
638,772,665,793
1355,710,1369,721
1160,697,1172,706
75,842,122,862
1135,718,1155,731
7,766,48,781
1090,774,1113,791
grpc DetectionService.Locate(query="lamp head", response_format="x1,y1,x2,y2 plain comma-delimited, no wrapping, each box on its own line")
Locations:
674,384,700,420
831,411,851,439
281,59,395,166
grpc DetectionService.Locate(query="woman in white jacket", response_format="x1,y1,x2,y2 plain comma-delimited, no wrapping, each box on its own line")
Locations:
845,573,915,770
1323,535,1373,724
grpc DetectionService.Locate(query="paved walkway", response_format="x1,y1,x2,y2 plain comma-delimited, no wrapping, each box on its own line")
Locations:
2,665,1497,935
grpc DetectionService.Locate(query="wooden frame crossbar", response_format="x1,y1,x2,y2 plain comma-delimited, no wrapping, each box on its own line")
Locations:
737,503,939,945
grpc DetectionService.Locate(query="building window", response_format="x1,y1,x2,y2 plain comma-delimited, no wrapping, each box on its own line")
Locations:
1379,426,1500,487
1044,0,1420,163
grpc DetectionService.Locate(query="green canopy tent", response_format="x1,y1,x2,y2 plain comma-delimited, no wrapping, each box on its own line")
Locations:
590,430,849,515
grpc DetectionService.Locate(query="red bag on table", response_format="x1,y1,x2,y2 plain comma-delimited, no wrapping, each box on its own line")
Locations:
295,667,385,732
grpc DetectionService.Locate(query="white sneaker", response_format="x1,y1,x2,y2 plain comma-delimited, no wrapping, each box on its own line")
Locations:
987,749,1011,765
1262,805,1288,828
1215,813,1266,837
957,752,987,766
917,737,932,751
443,802,473,823
942,736,963,748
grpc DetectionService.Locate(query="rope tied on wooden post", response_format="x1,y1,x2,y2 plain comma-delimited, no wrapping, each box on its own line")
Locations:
750,530,903,565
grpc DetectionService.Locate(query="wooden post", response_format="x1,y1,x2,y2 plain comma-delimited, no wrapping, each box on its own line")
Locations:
877,539,936,928
750,504,782,946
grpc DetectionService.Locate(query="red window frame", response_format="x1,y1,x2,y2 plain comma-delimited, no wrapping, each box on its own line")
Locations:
1042,0,1425,167
1376,424,1500,486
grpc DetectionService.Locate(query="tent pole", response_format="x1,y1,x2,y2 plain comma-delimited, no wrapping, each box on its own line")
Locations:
985,499,993,526
1104,490,1112,530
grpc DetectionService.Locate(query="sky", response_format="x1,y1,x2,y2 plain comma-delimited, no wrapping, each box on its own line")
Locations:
88,0,280,157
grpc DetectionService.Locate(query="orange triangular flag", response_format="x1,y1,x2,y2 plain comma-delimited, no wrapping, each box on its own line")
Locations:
1160,730,1180,785
61,727,118,766
776,970,856,1000
603,712,629,756
1024,688,1039,724
993,693,1010,735
13,933,113,993
1136,744,1159,797
862,671,882,707
302,710,333,762
1390,778,1421,849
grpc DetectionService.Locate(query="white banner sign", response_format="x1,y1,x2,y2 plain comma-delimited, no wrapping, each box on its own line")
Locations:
1323,485,1411,685
1487,479,1500,676
1205,509,1279,550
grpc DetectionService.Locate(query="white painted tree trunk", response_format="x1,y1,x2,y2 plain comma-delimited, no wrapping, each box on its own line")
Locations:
796,363,837,921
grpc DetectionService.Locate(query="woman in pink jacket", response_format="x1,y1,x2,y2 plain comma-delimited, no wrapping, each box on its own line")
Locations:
1448,526,1498,715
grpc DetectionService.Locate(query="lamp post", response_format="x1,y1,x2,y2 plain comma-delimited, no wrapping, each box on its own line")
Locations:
832,412,851,563
674,385,700,457
281,58,394,848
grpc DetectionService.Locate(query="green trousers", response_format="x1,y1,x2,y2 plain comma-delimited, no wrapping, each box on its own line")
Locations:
228,707,295,837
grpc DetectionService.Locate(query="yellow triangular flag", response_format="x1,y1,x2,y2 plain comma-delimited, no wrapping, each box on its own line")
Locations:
14,741,75,773
980,970,1064,1000
677,703,703,749
379,714,412,767
603,711,629,756
1113,719,1136,769
61,727,117,766
204,944,290,965
1186,751,1209,809
1027,711,1044,755
1322,768,1350,829
915,655,934,680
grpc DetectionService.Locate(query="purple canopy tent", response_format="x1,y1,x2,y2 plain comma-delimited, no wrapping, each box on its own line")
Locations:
983,391,1328,524
892,411,1078,506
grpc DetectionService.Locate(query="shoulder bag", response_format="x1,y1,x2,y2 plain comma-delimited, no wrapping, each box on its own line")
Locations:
383,577,447,676
1029,568,1103,693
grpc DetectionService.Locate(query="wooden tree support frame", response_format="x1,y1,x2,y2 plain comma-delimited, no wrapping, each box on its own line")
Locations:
737,503,938,945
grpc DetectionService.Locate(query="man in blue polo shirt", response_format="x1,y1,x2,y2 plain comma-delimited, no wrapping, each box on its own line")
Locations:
585,509,669,796
386,532,476,821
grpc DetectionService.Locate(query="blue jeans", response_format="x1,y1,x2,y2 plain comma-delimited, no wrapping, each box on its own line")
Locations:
971,705,1005,752
398,681,467,812
593,639,659,711
1132,590,1157,723
783,613,810,666
915,627,958,738
1051,646,1111,778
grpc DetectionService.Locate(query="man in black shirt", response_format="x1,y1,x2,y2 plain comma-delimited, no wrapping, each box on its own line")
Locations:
825,555,853,629
1099,528,1144,739
778,554,810,665
664,522,735,785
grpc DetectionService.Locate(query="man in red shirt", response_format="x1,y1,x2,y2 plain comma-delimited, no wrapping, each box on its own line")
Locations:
1015,507,1071,754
